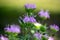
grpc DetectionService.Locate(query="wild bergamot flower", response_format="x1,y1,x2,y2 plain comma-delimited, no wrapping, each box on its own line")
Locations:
38,9,50,19
34,32,42,40
50,24,59,32
0,35,8,40
4,24,21,33
23,16,36,23
25,4,36,9
48,37,54,40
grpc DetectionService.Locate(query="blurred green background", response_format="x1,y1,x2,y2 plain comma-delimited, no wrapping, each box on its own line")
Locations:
0,0,60,39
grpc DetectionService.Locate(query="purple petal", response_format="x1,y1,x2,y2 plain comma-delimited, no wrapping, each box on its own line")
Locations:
38,9,50,19
23,16,30,23
23,16,36,23
34,32,42,39
30,16,36,23
0,35,8,40
4,24,21,33
48,37,54,40
25,4,36,9
50,24,59,31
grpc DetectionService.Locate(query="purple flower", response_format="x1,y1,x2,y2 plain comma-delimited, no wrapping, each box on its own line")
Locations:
50,24,59,31
23,16,30,23
29,16,36,23
34,32,42,40
0,35,8,40
25,4,36,9
38,9,50,19
4,24,21,33
23,16,36,23
48,37,54,40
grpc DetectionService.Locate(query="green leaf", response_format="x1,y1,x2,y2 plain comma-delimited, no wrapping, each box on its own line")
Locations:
40,25,47,32
41,36,48,40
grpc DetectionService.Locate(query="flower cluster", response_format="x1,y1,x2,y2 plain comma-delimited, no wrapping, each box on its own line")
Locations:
25,4,36,9
23,16,36,23
4,24,21,33
34,32,42,40
38,9,50,19
1,4,59,40
48,37,54,40
50,24,59,32
0,35,8,40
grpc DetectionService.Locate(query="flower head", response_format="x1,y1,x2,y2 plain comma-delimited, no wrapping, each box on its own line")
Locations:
48,37,54,40
34,32,42,40
50,24,59,31
23,16,30,23
25,4,36,9
29,16,36,23
4,24,21,33
0,35,8,40
38,9,50,19
23,16,36,23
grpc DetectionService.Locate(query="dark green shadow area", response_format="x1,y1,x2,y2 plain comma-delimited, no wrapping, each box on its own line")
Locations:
0,6,26,34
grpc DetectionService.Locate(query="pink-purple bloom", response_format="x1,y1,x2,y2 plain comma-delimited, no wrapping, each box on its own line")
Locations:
0,35,8,40
34,32,42,40
48,37,54,40
29,16,36,23
23,16,36,23
23,16,30,23
25,4,36,9
4,24,21,33
50,24,59,31
38,9,50,19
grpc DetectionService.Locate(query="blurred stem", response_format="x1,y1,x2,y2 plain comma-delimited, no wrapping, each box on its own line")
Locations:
27,12,33,16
